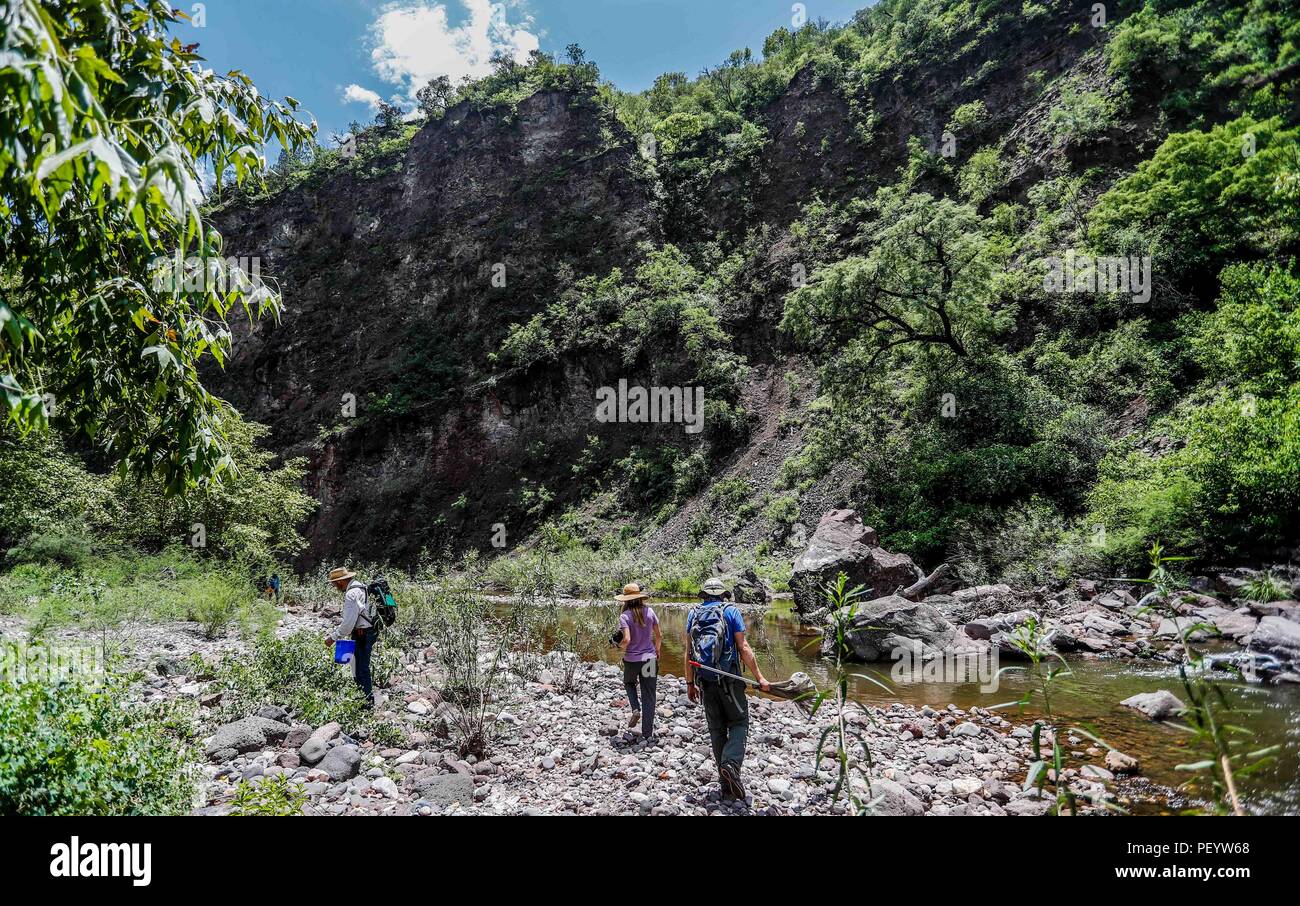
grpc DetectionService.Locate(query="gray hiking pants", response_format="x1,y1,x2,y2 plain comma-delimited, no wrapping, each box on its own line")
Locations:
700,677,749,769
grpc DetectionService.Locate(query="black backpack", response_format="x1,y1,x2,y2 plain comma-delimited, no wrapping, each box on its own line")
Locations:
365,576,398,629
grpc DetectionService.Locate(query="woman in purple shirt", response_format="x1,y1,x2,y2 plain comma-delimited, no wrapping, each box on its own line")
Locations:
616,583,662,741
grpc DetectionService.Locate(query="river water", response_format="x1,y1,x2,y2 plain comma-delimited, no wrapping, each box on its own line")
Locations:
548,599,1300,815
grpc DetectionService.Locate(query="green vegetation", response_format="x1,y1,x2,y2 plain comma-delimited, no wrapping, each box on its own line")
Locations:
200,0,1299,580
229,773,308,817
0,548,276,647
1083,261,1300,566
765,1,1300,576
809,573,886,814
1,0,314,490
0,670,197,815
1,408,315,566
1244,574,1290,603
206,631,401,746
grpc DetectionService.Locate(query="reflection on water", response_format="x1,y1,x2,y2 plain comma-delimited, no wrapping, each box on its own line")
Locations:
542,599,1300,815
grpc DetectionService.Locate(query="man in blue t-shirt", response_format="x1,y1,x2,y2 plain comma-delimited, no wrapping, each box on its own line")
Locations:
685,577,770,800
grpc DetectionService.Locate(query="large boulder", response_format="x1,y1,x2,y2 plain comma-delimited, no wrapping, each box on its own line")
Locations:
1198,607,1258,641
790,510,922,616
823,594,956,661
1153,616,1212,642
205,716,290,761
1246,599,1298,620
1249,616,1300,666
731,568,772,606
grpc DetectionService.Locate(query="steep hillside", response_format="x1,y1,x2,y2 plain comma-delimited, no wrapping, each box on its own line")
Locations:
214,0,1300,578
209,91,659,563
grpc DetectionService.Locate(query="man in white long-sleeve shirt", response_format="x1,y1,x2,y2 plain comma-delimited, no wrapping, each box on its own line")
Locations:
327,567,376,706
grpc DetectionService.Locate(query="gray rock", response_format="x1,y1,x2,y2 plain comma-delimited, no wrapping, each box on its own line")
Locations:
318,744,362,781
1202,608,1257,640
1154,616,1211,642
790,510,923,616
299,721,342,765
205,716,290,760
863,778,924,816
256,705,289,723
1080,764,1114,782
826,594,956,661
921,745,961,766
1120,690,1186,721
1249,616,1300,665
1246,599,1298,620
1105,749,1140,775
1082,611,1127,637
371,776,399,798
412,772,476,809
1004,797,1053,816
951,584,1015,605
731,569,773,606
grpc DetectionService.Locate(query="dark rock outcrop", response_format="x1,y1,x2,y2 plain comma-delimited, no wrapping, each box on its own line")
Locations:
212,91,660,565
791,510,923,616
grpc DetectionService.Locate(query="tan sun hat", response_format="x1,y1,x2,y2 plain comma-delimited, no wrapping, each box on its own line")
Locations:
614,583,649,603
328,567,356,583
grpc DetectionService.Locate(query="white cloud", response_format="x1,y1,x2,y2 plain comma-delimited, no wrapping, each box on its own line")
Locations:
366,0,539,101
341,83,384,110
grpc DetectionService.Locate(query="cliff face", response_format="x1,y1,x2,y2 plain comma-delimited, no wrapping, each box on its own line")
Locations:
213,3,1121,567
211,91,659,564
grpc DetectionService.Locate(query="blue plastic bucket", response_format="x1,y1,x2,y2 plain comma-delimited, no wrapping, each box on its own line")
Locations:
333,639,356,664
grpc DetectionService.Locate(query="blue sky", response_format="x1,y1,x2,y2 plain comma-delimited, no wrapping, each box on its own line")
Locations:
180,0,869,140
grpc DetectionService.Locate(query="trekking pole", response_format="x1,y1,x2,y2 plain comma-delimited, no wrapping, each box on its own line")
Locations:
688,660,763,688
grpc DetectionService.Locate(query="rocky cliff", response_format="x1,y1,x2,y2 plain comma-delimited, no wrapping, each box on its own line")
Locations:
212,0,1190,569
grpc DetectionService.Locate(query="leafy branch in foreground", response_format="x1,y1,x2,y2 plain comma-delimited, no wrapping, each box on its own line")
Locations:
994,616,1084,816
1126,541,1279,815
1,0,314,491
807,572,889,814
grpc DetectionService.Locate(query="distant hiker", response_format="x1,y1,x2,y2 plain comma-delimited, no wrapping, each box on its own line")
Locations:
616,583,662,741
269,573,282,605
685,577,770,800
327,566,376,707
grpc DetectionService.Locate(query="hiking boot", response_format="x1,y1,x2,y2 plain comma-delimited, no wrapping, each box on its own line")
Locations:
628,712,640,729
719,763,745,800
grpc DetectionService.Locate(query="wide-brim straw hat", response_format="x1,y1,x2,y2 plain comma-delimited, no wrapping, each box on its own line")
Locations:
614,583,650,603
700,577,727,596
328,567,356,583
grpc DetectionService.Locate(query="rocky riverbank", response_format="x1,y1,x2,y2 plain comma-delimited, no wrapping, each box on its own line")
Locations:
192,657,1061,816
789,511,1300,685
9,602,1093,816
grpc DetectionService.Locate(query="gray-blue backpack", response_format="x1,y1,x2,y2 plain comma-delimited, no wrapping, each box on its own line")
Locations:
689,603,734,680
